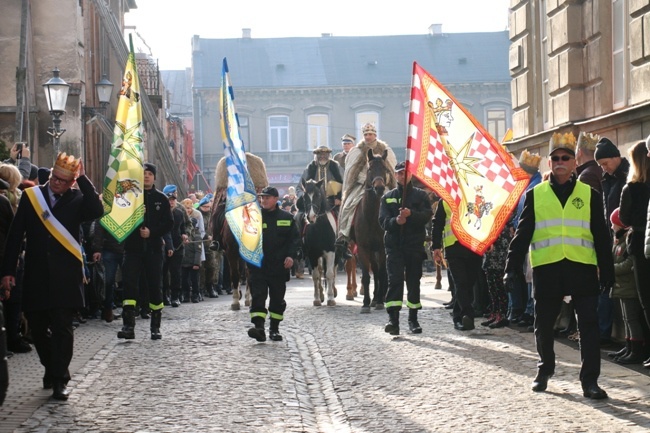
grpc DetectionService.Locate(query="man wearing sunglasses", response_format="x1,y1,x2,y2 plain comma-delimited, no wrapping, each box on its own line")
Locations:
504,133,614,400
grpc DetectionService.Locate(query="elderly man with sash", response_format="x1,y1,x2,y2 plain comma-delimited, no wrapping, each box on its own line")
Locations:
504,133,614,400
1,152,103,401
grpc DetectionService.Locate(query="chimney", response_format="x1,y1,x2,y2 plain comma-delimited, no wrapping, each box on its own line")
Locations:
321,33,332,38
242,28,251,39
428,24,442,36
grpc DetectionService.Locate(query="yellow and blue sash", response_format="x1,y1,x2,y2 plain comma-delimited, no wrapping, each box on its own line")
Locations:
24,187,83,264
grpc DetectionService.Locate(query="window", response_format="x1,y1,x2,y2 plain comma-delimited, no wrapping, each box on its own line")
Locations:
356,111,379,136
487,109,506,142
239,115,250,151
307,114,329,150
539,0,549,128
268,115,289,152
612,0,629,108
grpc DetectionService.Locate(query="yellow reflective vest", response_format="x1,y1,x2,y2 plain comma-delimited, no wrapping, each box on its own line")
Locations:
530,181,597,268
442,201,458,248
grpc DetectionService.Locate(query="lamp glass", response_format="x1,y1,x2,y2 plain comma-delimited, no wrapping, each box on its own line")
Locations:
96,75,114,104
42,68,70,113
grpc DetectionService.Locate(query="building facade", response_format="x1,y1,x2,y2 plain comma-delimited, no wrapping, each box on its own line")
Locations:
187,28,513,194
508,0,650,157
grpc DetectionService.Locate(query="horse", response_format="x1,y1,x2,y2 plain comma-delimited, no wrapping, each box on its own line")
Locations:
210,194,251,311
345,242,358,300
350,149,392,313
465,201,493,229
298,178,338,306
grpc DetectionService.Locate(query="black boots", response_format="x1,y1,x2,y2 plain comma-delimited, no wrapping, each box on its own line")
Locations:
118,306,136,339
615,340,645,364
408,309,422,334
269,318,283,341
384,310,399,335
150,310,162,340
248,318,266,342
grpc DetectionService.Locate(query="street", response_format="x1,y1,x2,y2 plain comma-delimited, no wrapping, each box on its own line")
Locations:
2,271,650,433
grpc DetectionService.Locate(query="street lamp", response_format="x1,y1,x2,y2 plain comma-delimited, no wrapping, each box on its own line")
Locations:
95,74,114,107
42,67,70,161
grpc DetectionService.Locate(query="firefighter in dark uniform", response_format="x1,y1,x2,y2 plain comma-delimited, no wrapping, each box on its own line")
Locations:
504,133,614,400
247,187,300,342
379,162,433,335
118,163,173,341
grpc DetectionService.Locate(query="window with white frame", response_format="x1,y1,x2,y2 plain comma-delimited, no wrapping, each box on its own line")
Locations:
307,114,329,150
486,108,507,142
612,0,629,109
268,115,289,152
238,115,250,151
356,111,379,137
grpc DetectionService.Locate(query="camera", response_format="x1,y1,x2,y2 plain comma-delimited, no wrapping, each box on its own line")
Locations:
15,142,24,159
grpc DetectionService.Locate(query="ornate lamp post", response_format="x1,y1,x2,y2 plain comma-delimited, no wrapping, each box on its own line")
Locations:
95,74,114,108
42,68,70,161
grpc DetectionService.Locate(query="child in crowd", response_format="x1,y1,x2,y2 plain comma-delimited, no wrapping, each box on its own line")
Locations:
182,218,203,303
608,207,645,364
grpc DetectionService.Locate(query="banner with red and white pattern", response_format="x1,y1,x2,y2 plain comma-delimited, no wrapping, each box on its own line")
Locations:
406,62,529,255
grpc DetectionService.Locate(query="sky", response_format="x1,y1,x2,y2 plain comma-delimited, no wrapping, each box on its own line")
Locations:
125,0,511,70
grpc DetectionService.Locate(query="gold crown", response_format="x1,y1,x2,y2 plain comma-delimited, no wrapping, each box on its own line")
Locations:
54,152,80,178
549,132,577,154
519,150,541,169
577,132,600,151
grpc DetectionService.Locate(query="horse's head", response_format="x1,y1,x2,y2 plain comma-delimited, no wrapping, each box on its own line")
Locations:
301,178,326,223
366,149,390,196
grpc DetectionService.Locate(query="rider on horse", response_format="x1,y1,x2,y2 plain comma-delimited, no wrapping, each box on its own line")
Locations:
335,123,397,259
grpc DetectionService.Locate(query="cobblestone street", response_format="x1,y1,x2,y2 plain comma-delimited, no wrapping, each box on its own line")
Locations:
2,272,650,432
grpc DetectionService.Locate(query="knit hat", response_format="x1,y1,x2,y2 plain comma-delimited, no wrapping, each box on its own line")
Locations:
38,167,51,185
610,207,627,229
143,162,157,177
594,138,620,160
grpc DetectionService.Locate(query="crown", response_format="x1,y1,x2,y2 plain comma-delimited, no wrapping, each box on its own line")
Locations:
518,150,541,170
577,132,600,151
549,132,577,154
53,152,80,179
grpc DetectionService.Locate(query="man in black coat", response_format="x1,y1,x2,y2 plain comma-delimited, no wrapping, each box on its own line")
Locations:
505,134,614,400
379,162,432,335
1,153,103,400
118,163,173,341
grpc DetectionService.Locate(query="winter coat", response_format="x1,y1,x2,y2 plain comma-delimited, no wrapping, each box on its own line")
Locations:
619,181,650,257
182,232,202,268
602,157,630,221
610,230,637,299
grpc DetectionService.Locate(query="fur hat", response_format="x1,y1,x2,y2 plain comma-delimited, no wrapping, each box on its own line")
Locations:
518,150,541,174
549,132,576,156
362,123,377,135
577,132,600,152
52,152,80,181
594,138,620,160
313,145,332,154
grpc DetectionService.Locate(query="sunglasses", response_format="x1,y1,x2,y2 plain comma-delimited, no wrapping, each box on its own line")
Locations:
550,155,573,162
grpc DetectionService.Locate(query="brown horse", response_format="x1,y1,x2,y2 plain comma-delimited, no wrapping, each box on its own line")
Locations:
345,242,358,300
351,149,392,313
210,194,251,311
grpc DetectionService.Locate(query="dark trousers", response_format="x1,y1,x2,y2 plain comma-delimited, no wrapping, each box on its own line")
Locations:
25,308,74,384
534,294,600,385
447,255,482,322
385,250,424,311
249,272,287,323
102,250,123,310
182,267,200,297
122,248,164,310
163,247,183,300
